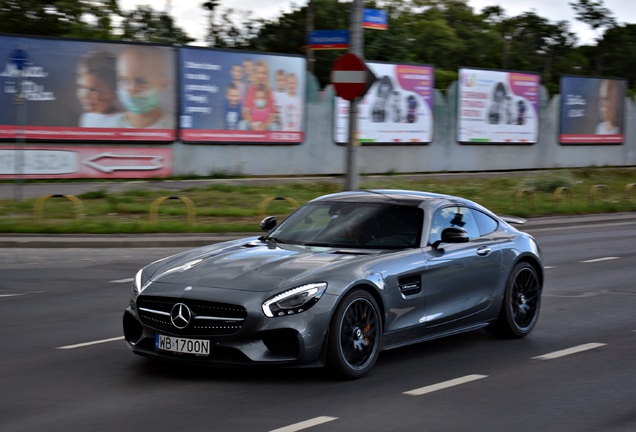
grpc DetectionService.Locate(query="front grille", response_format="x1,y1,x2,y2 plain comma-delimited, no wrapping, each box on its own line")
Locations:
137,296,247,336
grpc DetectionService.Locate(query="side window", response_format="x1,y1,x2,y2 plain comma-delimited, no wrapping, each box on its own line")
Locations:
471,209,499,237
429,206,480,245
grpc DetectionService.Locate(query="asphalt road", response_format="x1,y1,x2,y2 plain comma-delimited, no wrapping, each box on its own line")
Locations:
0,220,635,432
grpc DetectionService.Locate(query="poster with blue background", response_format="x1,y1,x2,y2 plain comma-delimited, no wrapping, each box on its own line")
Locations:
179,47,306,144
560,76,626,145
0,35,176,142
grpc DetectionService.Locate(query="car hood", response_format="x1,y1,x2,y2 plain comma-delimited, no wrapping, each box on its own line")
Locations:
144,238,378,293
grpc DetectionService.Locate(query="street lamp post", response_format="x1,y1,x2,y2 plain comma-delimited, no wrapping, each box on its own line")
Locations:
502,34,512,69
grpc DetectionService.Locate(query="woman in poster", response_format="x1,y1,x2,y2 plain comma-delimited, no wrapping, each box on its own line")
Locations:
595,79,621,134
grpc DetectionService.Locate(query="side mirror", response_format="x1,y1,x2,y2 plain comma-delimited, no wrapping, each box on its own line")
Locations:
260,216,277,232
432,227,470,249
441,227,469,244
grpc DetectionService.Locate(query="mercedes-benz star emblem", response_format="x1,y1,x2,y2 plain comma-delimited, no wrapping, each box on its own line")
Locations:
170,303,192,329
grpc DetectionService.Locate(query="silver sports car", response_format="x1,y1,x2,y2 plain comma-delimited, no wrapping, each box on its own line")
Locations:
123,190,543,378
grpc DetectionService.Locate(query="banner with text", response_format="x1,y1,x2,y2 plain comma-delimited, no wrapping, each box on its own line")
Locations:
458,68,540,144
0,36,176,142
0,147,172,179
179,48,306,144
559,76,626,145
334,62,434,145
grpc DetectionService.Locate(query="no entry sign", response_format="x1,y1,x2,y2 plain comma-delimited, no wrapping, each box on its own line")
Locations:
330,53,376,101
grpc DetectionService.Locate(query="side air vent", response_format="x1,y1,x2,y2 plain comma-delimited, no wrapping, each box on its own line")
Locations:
398,274,421,296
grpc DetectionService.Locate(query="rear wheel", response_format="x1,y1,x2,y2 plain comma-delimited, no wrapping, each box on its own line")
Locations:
327,290,382,379
490,262,541,338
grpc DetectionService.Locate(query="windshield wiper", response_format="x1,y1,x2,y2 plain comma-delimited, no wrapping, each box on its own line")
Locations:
259,235,286,244
302,242,338,247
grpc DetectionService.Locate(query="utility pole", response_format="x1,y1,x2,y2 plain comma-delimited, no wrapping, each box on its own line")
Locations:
344,0,363,191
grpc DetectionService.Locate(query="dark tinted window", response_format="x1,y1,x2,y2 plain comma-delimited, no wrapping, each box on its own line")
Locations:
269,202,423,249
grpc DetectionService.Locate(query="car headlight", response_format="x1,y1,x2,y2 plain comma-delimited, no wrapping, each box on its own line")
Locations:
262,282,327,318
132,269,148,297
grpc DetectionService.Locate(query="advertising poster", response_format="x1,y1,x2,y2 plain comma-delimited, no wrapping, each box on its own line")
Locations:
179,47,306,144
560,76,626,145
0,36,177,142
458,68,540,144
334,62,434,145
0,147,172,179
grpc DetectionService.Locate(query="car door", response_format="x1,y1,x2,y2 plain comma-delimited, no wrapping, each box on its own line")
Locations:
422,205,502,328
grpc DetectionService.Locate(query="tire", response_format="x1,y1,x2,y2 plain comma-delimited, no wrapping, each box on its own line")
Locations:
490,262,541,338
327,290,382,379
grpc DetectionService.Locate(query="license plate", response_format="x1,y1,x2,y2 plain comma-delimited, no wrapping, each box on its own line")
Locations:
155,334,210,356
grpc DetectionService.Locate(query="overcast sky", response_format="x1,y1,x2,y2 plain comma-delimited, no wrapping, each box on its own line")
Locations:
121,0,634,46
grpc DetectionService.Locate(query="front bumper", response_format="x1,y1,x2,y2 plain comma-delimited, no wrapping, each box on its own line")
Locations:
122,293,337,367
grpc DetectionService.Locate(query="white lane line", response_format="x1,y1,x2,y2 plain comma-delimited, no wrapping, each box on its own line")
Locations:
532,343,607,360
581,257,619,263
544,266,555,269
403,374,488,396
111,278,133,284
0,290,47,298
57,336,125,350
269,416,339,432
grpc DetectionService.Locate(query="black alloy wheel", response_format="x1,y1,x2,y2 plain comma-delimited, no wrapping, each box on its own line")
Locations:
327,290,382,379
491,261,541,338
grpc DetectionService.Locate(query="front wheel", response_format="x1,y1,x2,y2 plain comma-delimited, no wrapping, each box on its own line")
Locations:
490,262,541,338
327,290,382,379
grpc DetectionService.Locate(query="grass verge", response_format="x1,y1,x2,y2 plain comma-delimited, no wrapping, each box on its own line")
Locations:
1,168,635,234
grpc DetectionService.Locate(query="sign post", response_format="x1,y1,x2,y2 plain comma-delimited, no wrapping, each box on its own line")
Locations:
9,47,29,200
332,0,367,191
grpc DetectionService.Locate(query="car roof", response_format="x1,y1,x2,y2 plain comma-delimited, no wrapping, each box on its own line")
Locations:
310,189,467,207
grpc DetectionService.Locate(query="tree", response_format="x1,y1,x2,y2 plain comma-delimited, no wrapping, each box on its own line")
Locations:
597,24,636,87
570,0,616,35
120,5,194,45
0,0,84,36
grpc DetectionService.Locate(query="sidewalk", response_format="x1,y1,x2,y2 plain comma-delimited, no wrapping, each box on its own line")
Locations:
1,212,634,248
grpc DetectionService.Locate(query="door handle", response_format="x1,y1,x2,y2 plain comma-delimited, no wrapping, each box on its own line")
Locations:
476,246,491,256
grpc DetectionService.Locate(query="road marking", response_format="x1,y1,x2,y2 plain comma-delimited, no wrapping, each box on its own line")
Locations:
544,266,555,269
0,291,46,298
110,278,133,284
269,416,339,432
532,343,607,360
57,336,125,350
581,257,619,263
403,374,488,396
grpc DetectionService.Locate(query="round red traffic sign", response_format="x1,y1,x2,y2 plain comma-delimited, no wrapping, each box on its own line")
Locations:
330,53,369,101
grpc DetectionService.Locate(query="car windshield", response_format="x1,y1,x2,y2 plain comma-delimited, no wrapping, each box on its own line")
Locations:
267,201,423,249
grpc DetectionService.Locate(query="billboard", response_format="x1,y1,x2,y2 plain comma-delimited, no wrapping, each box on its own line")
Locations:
560,76,626,145
458,68,540,144
0,36,177,142
179,47,306,144
335,62,434,145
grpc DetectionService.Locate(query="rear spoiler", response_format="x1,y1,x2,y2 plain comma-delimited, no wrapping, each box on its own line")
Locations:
499,215,527,225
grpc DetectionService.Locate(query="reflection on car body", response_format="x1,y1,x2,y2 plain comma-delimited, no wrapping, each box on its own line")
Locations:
123,189,543,379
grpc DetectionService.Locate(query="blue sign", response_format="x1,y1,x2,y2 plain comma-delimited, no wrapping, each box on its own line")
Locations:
307,30,349,50
9,47,29,70
363,9,388,30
